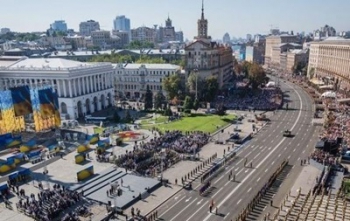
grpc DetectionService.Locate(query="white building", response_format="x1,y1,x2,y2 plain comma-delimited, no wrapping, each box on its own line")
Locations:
114,63,181,99
79,20,100,36
0,58,114,120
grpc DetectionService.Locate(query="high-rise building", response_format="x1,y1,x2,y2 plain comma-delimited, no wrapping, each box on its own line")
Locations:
158,16,176,43
79,20,100,36
313,25,336,40
246,34,252,41
0,28,11,35
113,15,131,32
50,20,68,32
175,31,184,42
223,33,231,44
131,27,156,43
185,0,233,89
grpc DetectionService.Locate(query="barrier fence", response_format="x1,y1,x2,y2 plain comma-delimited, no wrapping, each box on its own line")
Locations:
235,160,288,221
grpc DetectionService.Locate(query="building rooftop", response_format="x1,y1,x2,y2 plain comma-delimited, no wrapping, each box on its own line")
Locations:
310,37,350,45
289,49,308,54
2,58,110,71
0,56,26,68
113,63,181,70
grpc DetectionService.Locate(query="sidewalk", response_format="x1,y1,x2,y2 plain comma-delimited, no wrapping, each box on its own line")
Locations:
263,162,322,218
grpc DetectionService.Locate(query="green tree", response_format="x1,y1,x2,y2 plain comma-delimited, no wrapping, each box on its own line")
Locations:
241,61,252,77
163,107,173,116
113,111,121,123
144,85,153,110
135,56,166,64
247,63,266,89
187,72,205,97
127,40,154,49
154,90,166,110
124,110,133,123
193,99,200,111
308,67,315,79
202,77,219,102
183,96,193,110
162,74,182,100
171,59,186,68
216,103,226,116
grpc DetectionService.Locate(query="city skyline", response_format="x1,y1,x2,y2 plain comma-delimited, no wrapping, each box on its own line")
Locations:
1,0,349,39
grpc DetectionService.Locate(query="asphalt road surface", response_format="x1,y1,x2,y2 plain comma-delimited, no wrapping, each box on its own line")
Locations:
156,78,318,221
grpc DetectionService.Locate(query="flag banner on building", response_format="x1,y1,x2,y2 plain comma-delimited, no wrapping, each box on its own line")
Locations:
38,88,55,117
53,92,61,127
10,86,33,116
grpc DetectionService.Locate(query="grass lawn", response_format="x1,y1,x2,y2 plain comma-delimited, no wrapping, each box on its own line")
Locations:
141,113,235,133
344,179,350,197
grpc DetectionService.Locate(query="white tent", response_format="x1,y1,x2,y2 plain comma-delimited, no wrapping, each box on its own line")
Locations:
321,91,336,98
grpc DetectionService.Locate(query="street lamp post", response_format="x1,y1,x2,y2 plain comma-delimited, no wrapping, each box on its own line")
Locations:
195,69,199,101
160,149,166,181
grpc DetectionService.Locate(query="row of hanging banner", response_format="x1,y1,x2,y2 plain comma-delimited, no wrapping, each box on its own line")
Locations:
0,85,61,133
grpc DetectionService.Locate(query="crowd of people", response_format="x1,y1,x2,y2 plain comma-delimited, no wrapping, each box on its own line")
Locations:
16,184,82,221
279,71,348,166
217,87,282,111
310,149,338,166
115,131,210,176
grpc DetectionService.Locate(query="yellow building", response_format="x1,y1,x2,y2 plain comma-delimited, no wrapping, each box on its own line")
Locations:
307,37,350,92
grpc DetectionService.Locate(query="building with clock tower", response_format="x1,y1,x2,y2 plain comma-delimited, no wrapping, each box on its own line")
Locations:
185,0,233,89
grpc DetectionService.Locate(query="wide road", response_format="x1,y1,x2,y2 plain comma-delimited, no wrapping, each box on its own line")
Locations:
156,78,318,221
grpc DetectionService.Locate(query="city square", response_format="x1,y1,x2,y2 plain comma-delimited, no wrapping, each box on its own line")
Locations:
0,1,350,221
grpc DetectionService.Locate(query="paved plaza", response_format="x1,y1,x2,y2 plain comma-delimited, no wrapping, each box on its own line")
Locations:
0,109,272,220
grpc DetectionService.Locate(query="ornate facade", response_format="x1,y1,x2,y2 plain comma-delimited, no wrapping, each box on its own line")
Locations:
185,0,233,88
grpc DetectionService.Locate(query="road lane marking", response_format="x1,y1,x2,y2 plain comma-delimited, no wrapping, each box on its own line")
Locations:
302,150,305,153
265,169,268,173
246,151,252,157
247,187,252,193
271,161,275,165
159,195,187,217
278,154,281,158
197,199,203,205
293,148,296,152
235,168,239,171
225,212,230,217
212,187,223,198
185,197,192,202
236,159,244,165
237,199,242,205
185,202,206,221
245,169,249,173
202,82,304,221
254,155,258,159
257,177,261,182
170,198,198,221
297,143,300,146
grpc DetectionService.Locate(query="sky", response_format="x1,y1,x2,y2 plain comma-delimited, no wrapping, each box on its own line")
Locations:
0,0,349,40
